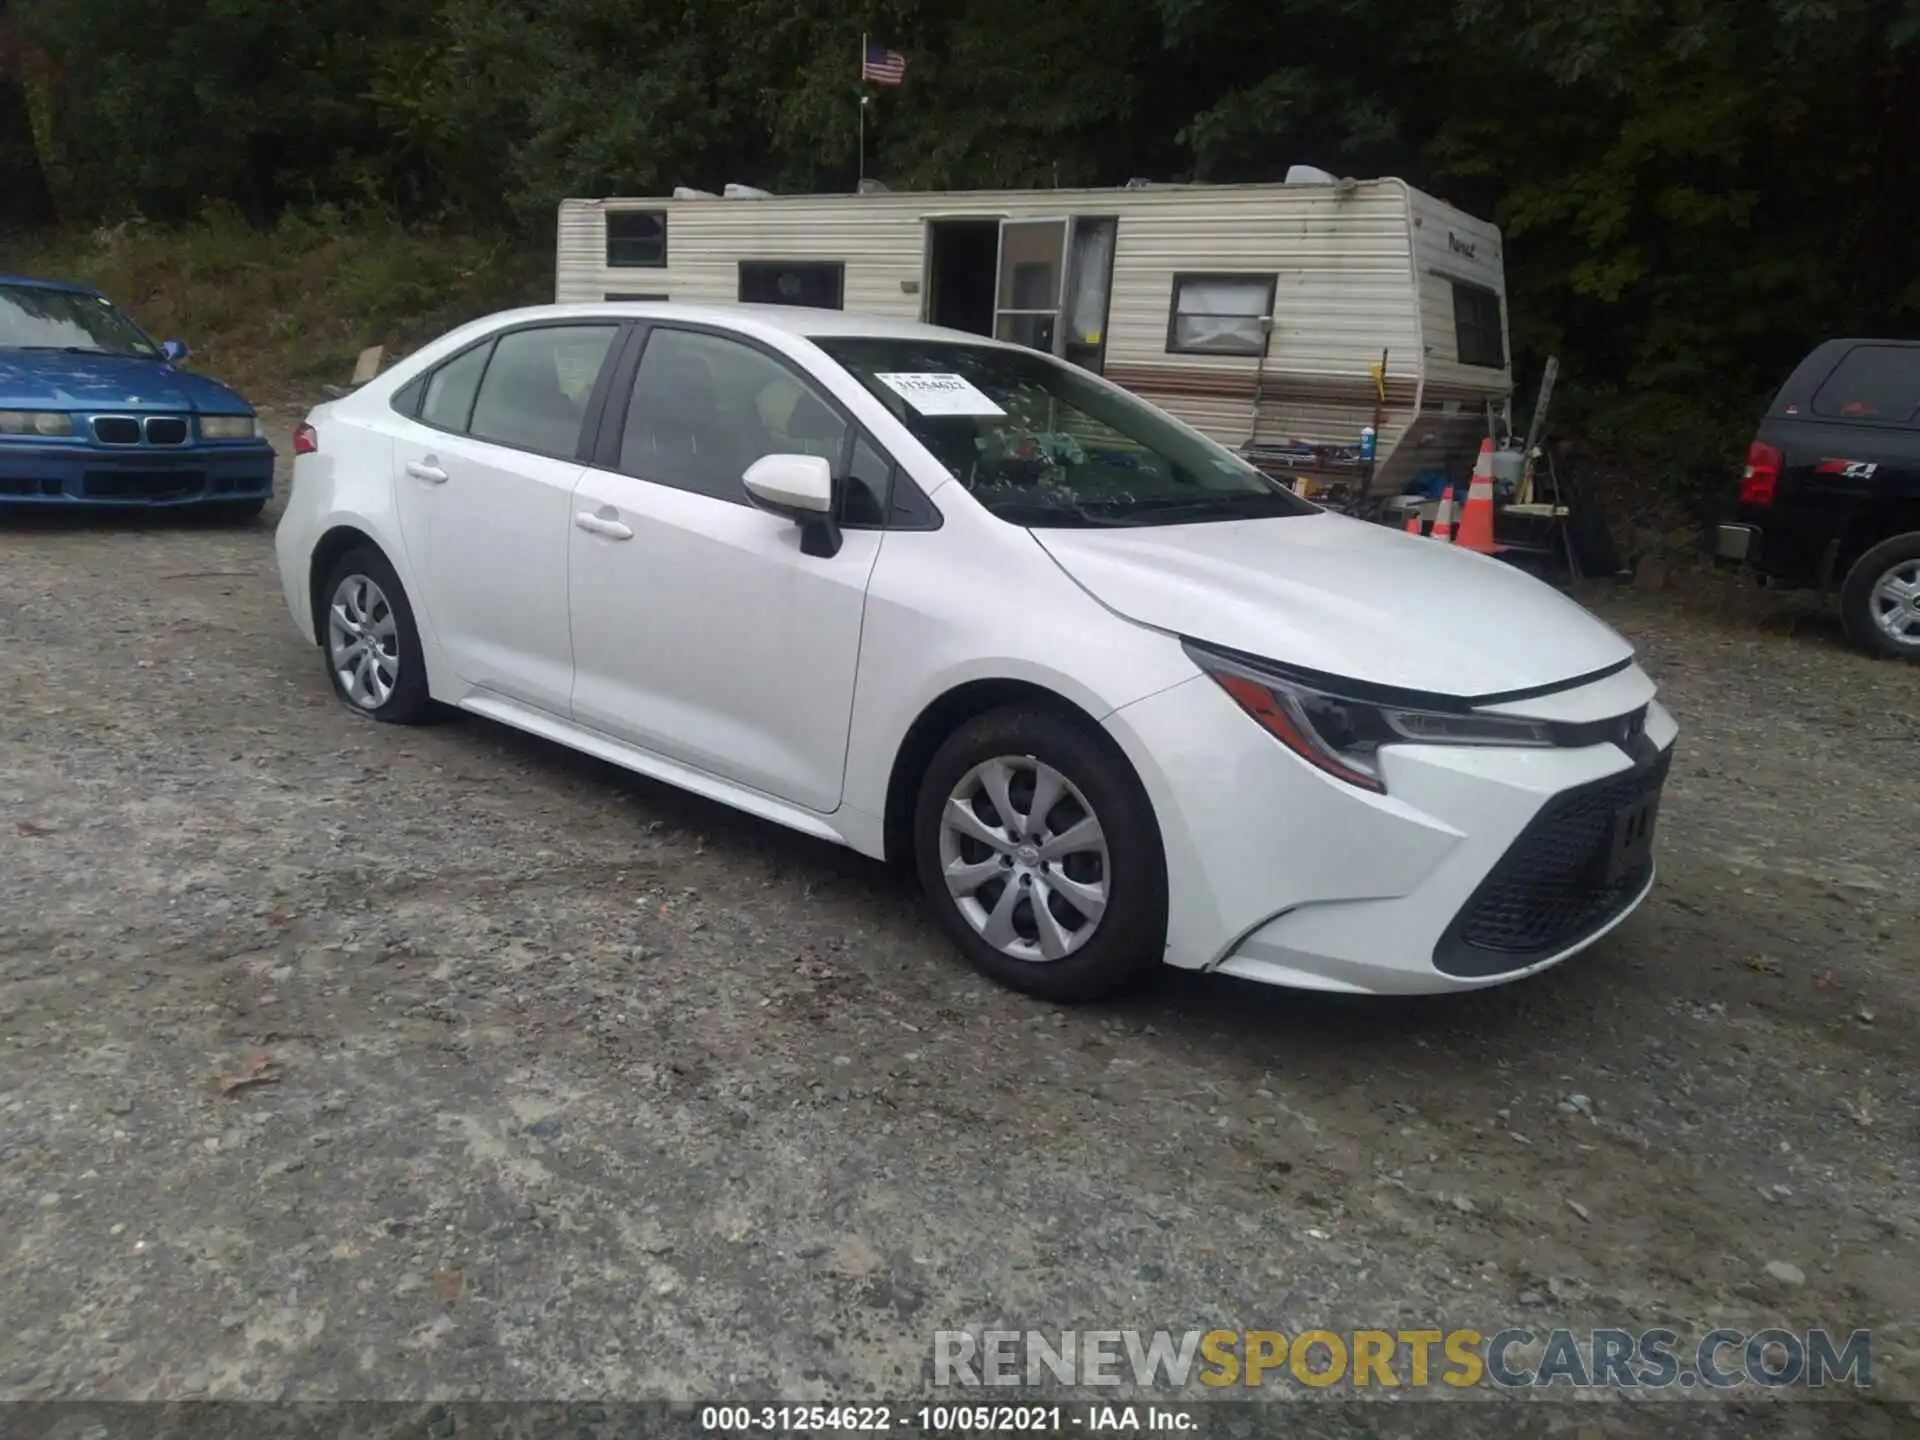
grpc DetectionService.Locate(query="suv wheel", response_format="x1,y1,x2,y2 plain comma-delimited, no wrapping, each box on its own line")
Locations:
1840,532,1920,660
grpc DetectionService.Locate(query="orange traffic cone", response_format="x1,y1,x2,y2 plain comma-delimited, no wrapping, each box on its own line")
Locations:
1454,438,1506,555
1403,506,1422,534
1430,485,1456,543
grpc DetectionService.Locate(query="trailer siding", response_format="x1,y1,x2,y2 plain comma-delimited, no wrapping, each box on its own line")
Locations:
557,180,1508,492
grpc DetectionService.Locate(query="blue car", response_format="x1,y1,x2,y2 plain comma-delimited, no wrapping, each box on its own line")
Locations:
0,274,275,516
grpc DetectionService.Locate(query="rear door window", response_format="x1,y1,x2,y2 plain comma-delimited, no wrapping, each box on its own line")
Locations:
420,343,492,432
1811,345,1920,423
467,323,619,457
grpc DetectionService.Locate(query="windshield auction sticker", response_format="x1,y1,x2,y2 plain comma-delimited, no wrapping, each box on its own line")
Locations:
875,372,1007,417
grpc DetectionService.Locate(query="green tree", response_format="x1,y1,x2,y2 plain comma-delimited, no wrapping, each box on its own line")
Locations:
9,0,1918,509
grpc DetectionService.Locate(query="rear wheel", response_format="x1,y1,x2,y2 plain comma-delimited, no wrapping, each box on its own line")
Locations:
1840,532,1920,660
319,546,434,724
912,706,1167,1002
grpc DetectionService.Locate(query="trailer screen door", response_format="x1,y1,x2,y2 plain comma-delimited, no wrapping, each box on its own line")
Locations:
994,218,1068,354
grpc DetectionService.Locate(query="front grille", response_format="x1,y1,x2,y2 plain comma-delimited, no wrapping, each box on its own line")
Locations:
83,470,205,501
93,416,142,445
1434,746,1671,978
89,414,191,445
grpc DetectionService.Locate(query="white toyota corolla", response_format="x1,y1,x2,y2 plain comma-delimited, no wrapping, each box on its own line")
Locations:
275,303,1677,1002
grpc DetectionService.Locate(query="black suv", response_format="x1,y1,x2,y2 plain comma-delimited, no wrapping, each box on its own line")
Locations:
1718,338,1920,659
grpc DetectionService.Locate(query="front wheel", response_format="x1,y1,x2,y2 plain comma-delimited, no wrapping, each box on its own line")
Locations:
912,706,1167,1002
318,546,434,724
1840,532,1920,660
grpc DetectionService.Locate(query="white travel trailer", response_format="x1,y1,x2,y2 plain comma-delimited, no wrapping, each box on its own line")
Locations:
555,176,1513,497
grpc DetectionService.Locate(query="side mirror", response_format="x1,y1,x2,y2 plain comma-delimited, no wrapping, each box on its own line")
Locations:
743,453,841,557
161,340,190,363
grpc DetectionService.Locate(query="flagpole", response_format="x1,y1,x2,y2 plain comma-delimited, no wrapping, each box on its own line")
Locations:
857,33,867,190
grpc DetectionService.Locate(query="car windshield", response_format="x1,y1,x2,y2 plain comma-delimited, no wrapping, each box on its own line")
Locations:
813,336,1317,527
0,283,159,358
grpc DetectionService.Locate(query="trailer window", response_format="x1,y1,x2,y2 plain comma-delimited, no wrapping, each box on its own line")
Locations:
1167,274,1274,356
606,211,667,268
1811,345,1920,422
1451,281,1505,369
739,262,845,310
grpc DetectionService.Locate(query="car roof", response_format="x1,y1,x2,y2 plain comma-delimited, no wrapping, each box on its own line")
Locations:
0,273,103,296
475,301,1019,350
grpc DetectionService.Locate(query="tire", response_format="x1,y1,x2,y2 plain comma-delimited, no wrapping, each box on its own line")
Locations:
1839,531,1920,661
317,545,434,724
203,497,267,524
912,705,1167,1002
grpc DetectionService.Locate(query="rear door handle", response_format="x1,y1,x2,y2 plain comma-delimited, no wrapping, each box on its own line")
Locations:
575,511,633,540
406,460,448,484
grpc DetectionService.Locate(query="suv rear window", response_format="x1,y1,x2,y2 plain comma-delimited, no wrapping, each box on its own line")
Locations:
1811,345,1920,422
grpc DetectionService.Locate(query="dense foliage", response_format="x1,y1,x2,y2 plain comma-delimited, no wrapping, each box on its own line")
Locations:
3,0,1917,497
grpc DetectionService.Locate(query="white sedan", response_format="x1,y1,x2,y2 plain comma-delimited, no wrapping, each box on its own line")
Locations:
275,303,1677,1001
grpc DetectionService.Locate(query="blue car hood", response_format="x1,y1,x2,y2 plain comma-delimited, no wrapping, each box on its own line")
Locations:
0,350,251,413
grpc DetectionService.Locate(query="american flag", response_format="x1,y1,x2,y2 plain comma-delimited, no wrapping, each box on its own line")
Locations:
861,38,906,86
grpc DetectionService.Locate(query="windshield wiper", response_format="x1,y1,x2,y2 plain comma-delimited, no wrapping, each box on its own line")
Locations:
1101,494,1308,524
9,345,114,355
987,500,1139,528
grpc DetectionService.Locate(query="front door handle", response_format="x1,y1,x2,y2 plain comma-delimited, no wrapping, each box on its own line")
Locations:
406,460,448,484
575,511,633,540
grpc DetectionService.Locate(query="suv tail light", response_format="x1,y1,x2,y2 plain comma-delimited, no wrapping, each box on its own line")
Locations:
1739,440,1780,507
292,422,318,455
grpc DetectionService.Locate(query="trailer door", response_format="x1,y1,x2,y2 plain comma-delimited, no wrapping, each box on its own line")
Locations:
1060,216,1117,374
993,218,1069,355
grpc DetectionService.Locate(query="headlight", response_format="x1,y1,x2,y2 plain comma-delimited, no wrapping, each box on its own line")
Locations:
199,414,261,440
1184,641,1554,792
0,410,74,436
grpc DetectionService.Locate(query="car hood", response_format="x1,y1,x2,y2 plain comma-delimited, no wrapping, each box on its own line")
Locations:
1033,511,1635,700
0,350,251,412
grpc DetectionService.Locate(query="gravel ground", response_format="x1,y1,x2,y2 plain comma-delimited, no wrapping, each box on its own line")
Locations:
1,423,1915,1430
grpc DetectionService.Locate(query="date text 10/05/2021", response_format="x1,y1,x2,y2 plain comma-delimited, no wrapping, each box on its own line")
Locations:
700,1406,1193,1433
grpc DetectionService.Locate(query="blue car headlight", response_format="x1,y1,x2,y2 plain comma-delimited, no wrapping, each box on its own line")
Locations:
199,414,262,440
0,410,74,437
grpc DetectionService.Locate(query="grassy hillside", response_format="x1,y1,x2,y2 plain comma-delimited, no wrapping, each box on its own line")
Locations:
0,210,549,403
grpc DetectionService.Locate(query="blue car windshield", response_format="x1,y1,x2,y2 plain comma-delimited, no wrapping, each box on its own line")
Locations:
0,283,159,358
812,335,1317,528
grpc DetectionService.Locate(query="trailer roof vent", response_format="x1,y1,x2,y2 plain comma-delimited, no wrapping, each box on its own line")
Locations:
673,186,718,199
1285,164,1338,185
723,183,773,199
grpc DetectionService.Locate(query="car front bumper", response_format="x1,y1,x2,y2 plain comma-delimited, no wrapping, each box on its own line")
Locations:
0,440,275,506
1103,666,1680,996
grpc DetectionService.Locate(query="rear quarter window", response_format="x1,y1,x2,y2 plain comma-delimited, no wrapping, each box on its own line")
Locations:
1810,345,1920,423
